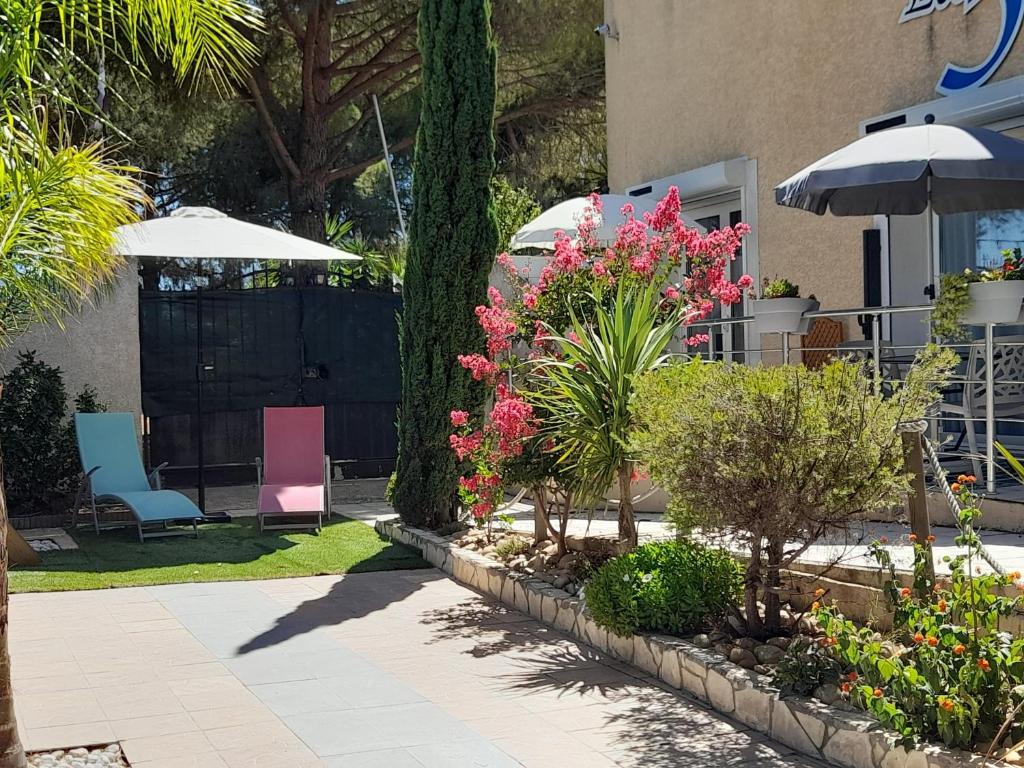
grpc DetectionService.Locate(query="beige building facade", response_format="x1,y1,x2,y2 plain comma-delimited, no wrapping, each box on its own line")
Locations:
603,0,1024,352
0,263,141,416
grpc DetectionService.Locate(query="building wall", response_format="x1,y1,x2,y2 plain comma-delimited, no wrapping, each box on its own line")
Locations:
603,0,1024,312
0,261,141,416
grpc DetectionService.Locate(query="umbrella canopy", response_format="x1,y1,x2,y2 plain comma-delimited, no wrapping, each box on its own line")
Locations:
775,125,1024,217
115,206,360,261
509,194,703,251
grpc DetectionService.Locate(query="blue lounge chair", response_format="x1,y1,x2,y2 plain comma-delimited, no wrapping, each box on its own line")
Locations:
74,412,201,542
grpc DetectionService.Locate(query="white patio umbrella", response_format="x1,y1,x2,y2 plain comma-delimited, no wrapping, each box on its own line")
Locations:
509,194,703,251
115,206,360,262
115,206,360,514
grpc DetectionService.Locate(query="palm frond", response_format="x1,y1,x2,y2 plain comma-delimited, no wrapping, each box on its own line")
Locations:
0,118,146,346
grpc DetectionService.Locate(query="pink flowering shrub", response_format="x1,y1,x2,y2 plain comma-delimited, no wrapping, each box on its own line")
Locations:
450,187,751,534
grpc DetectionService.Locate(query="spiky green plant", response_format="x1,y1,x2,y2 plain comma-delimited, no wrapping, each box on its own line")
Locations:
528,280,682,547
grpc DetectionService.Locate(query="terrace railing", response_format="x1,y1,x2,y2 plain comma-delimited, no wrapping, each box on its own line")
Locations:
685,304,1024,496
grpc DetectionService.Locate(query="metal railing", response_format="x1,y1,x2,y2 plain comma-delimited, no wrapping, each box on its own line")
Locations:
686,303,1024,496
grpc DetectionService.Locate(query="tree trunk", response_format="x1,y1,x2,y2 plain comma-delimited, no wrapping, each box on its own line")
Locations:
0,439,27,768
616,464,637,549
532,485,548,543
743,535,764,638
764,536,784,635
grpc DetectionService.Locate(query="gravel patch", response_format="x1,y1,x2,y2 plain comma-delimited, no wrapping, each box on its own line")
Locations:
28,745,126,768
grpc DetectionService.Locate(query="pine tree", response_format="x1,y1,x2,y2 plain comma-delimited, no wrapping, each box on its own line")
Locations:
394,0,498,528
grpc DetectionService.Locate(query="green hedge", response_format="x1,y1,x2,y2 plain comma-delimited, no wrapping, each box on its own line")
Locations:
585,539,741,638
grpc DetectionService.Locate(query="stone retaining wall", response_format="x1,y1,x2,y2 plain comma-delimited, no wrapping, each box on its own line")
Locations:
376,518,991,768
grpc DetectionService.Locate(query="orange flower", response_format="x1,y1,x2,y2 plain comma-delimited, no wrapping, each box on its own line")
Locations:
913,632,925,644
814,588,826,597
927,636,939,647
978,658,991,671
957,474,968,483
900,587,912,598
951,482,962,493
1010,571,1022,581
953,644,966,655
840,682,851,694
967,475,977,484
909,534,918,543
847,671,858,682
940,698,954,712
873,688,883,698
927,535,936,543
811,601,820,611
937,599,947,612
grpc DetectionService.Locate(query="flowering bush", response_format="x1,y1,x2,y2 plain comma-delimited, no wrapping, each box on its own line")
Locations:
805,476,1024,750
447,188,751,539
585,539,742,638
631,349,955,636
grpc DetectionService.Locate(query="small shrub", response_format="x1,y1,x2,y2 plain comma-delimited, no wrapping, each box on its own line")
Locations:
631,349,955,636
585,539,742,638
495,535,530,559
0,352,106,516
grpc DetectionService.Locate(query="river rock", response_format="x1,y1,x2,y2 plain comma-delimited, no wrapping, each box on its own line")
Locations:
814,683,840,705
754,644,785,665
729,647,758,669
691,633,711,648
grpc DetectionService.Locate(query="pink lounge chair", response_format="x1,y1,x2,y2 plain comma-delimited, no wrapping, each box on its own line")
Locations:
256,406,331,532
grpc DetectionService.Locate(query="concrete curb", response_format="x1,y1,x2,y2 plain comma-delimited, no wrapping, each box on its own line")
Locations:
377,518,992,768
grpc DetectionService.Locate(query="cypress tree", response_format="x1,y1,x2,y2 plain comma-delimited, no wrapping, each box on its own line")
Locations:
393,0,499,527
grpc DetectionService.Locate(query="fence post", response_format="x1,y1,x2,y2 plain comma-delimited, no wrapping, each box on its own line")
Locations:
901,427,935,589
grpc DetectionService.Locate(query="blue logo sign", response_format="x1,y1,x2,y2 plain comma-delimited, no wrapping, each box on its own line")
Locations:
899,0,1024,94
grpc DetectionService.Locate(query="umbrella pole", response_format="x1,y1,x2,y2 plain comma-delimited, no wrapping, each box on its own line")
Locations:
196,274,206,514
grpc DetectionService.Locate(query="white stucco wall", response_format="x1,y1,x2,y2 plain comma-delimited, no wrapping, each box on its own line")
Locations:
0,260,141,416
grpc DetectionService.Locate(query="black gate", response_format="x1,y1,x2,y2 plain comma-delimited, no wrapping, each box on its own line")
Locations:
139,287,401,480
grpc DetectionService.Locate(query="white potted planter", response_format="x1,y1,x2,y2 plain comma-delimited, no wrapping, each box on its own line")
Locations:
963,281,1024,325
752,297,819,335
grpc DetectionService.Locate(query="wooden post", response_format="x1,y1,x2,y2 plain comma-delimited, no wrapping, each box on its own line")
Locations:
901,430,935,590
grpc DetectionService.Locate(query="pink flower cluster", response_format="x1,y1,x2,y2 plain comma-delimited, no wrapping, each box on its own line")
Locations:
476,287,517,358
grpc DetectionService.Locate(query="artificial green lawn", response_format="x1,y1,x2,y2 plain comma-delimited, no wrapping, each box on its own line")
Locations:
9,515,430,593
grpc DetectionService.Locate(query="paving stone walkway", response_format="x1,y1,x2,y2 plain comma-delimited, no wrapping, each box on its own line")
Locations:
10,569,823,768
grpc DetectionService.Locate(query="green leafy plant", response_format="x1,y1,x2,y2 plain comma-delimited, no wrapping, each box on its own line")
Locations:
774,635,850,698
495,535,531,559
631,348,955,637
810,476,1024,750
760,277,800,299
585,539,742,638
931,271,975,342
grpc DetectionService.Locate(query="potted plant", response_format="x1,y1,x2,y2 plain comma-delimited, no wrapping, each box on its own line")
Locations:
932,248,1024,339
751,277,819,335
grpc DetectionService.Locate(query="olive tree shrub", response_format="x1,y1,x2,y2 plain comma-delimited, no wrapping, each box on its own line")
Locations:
631,350,955,637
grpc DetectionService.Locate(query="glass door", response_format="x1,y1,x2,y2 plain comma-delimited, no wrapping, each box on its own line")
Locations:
685,195,746,362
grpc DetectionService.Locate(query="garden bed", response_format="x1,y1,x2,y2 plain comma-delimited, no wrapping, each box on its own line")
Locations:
379,517,994,768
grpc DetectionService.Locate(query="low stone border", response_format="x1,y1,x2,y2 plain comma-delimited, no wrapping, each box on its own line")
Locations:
376,518,991,768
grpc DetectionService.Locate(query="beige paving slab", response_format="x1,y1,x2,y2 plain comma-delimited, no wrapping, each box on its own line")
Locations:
10,569,821,767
